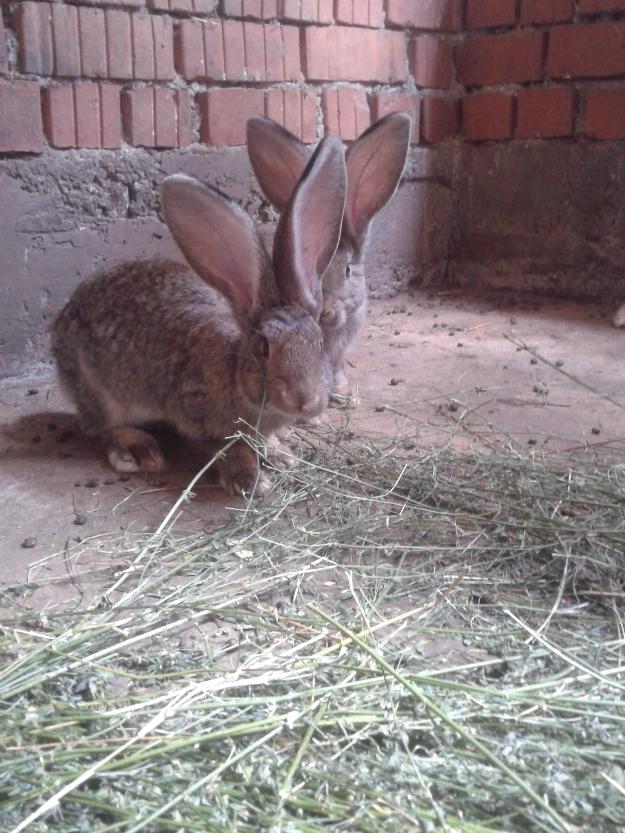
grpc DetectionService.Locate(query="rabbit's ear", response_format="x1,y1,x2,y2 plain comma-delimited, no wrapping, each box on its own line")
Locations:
247,117,312,212
160,174,263,322
344,112,411,246
272,135,346,318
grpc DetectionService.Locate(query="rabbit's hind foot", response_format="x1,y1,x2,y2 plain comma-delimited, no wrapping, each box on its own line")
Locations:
104,426,168,473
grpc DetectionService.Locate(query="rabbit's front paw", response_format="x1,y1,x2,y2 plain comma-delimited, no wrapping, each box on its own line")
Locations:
218,444,272,497
331,367,359,407
105,427,167,473
265,435,296,469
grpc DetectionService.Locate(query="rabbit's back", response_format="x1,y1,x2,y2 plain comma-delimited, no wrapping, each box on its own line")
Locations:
52,259,239,436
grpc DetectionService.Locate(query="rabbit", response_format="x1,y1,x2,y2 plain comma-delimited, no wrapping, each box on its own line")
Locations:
614,305,625,327
247,112,411,402
51,135,347,496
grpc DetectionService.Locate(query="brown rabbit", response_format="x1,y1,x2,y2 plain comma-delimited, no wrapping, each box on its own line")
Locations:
247,113,411,400
52,136,347,495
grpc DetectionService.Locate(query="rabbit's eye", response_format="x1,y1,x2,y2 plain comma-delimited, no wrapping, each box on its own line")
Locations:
259,336,270,359
345,265,351,278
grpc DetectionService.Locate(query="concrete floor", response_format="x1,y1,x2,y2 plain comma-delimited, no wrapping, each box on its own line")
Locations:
1,289,624,612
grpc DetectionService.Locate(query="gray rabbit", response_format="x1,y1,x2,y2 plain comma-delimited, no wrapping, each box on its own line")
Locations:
52,136,347,495
247,113,411,401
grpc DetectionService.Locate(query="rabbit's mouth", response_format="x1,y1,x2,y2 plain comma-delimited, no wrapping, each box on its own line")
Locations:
269,382,326,419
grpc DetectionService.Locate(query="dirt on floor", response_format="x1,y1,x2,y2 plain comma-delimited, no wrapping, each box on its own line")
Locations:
1,288,624,612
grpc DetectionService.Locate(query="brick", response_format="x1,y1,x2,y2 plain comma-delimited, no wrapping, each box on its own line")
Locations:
51,5,81,77
79,7,107,78
303,25,406,83
204,20,225,80
42,85,76,147
281,0,332,22
548,23,625,79
467,0,516,28
105,9,132,80
264,23,284,80
368,0,384,27
200,87,264,145
131,12,155,79
457,32,544,87
243,0,262,16
352,0,370,26
223,19,246,80
281,24,301,80
516,86,574,138
264,88,317,141
520,0,574,24
386,0,461,31
0,80,44,152
578,0,625,12
322,86,370,140
335,0,353,23
463,92,513,141
170,0,194,11
262,0,279,17
150,0,171,10
318,0,334,23
154,87,177,147
193,0,218,12
300,0,317,20
243,22,265,81
371,92,420,142
99,83,122,148
410,36,453,89
74,82,101,148
175,19,206,79
586,87,625,139
17,2,54,75
122,87,155,146
281,0,301,19
300,90,317,142
264,87,283,121
153,16,175,79
422,96,460,143
303,24,329,79
176,88,192,146
389,28,407,80
224,0,278,16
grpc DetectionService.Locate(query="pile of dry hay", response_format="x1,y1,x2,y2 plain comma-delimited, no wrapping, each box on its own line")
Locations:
1,426,624,833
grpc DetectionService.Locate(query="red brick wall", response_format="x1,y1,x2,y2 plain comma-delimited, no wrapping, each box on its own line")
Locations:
3,1,625,153
461,0,625,142
0,0,463,153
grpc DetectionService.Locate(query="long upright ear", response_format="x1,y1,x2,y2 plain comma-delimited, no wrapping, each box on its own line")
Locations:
343,113,411,246
160,174,263,323
247,117,312,212
272,135,346,317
